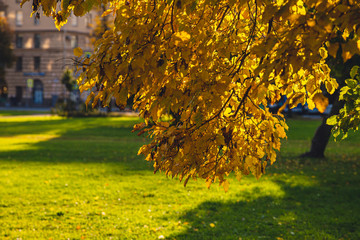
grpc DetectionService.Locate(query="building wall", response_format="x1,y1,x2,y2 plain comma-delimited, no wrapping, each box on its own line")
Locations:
2,0,94,107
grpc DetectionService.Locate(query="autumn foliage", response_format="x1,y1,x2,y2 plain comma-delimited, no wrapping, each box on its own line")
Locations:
21,0,360,190
327,66,360,140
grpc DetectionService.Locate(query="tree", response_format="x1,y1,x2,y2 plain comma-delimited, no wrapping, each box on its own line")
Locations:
327,64,360,141
61,68,76,93
302,54,360,158
0,17,14,100
22,0,360,191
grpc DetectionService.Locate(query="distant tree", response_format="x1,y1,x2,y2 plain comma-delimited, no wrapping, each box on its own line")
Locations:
61,68,76,93
0,17,14,99
58,68,79,112
23,0,360,190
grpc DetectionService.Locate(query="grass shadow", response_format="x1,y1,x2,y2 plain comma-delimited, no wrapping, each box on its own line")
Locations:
168,166,360,239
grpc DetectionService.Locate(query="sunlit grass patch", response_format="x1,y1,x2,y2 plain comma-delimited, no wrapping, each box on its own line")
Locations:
0,114,61,121
0,135,60,152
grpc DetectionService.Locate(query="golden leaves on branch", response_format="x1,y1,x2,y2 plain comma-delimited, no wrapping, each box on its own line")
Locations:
79,0,356,189
21,0,360,190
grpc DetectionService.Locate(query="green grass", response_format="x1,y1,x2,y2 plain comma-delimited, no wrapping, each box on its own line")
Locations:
0,116,359,239
0,110,50,116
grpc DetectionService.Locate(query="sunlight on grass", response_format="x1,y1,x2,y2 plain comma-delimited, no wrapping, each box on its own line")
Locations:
0,135,60,151
0,115,63,122
270,173,319,187
231,177,286,200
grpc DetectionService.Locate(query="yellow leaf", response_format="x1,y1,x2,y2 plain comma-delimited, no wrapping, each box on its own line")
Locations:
313,93,329,113
319,47,328,59
257,147,265,158
222,180,230,192
175,31,191,42
307,98,315,110
73,4,85,16
206,180,212,189
116,87,128,107
224,107,232,117
104,64,114,80
307,19,316,27
74,47,83,57
236,172,242,181
325,81,334,95
275,125,287,138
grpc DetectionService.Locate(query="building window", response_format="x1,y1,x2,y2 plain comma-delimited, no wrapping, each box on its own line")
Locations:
85,13,92,28
70,35,78,48
15,11,23,26
15,57,22,72
34,34,41,48
15,34,23,48
34,57,41,72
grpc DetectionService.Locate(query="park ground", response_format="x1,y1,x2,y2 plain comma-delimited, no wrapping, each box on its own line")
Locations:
0,112,359,239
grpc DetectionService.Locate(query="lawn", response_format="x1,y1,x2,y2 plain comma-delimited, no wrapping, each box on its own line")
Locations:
0,110,50,116
0,115,359,239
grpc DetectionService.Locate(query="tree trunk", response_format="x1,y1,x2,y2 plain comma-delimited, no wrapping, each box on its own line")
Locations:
300,97,344,158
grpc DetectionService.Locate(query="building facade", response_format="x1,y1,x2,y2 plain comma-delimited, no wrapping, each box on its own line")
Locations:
1,0,94,107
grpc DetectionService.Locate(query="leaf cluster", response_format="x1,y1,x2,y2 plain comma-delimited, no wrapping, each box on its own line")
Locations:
21,0,360,190
327,66,360,140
